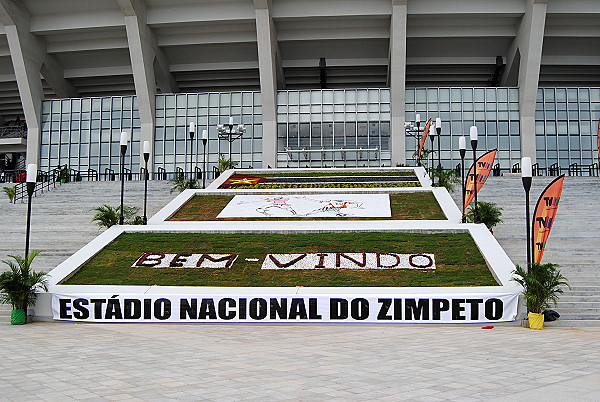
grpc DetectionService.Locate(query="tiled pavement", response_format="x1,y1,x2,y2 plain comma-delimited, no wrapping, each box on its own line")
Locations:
0,322,598,401
1,176,600,400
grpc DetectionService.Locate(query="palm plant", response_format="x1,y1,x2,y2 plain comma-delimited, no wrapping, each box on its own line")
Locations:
412,148,432,167
465,201,503,231
512,263,570,314
92,204,140,228
217,153,238,172
0,251,49,324
169,173,199,193
430,168,460,192
2,185,17,203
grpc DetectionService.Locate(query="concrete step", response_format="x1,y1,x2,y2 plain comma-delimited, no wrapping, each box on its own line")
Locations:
559,296,600,302
563,285,600,295
557,301,600,308
545,319,600,327
555,314,600,320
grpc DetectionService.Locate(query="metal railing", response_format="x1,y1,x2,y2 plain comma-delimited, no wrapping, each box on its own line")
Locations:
532,163,545,176
568,163,582,176
0,124,27,139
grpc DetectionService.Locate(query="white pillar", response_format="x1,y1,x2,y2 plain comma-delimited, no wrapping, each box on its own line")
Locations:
389,0,408,167
513,0,548,164
118,0,178,173
254,0,283,168
0,0,77,165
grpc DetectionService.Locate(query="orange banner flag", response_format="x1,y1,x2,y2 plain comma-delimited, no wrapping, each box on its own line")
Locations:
532,175,565,264
463,149,497,211
417,119,431,163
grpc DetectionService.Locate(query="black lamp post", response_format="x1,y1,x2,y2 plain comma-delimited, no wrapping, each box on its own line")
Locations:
521,156,533,268
470,126,478,222
404,113,423,166
435,117,442,173
24,163,37,258
119,131,128,225
202,129,208,189
189,122,195,180
429,121,437,185
143,141,150,225
459,136,466,223
217,117,246,163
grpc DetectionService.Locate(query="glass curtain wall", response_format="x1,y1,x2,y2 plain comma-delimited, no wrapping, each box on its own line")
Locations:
405,88,521,170
276,89,391,168
40,97,140,173
535,88,600,170
154,92,262,172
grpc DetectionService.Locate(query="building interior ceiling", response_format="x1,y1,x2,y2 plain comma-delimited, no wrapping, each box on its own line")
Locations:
0,0,598,120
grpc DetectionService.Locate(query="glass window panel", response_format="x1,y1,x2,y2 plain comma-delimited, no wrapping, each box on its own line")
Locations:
297,91,309,104
357,90,368,103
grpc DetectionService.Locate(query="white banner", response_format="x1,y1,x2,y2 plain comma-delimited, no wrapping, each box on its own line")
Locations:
52,293,519,324
261,253,435,270
216,194,392,218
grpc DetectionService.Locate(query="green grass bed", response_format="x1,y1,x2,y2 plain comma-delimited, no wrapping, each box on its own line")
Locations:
63,232,497,287
168,193,446,221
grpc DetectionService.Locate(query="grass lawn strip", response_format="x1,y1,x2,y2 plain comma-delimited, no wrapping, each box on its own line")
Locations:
168,193,446,221
63,232,497,287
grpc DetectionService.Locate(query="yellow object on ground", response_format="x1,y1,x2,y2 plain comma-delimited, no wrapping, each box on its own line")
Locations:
528,312,544,330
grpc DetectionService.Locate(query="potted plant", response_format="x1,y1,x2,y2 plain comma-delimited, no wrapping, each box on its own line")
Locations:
2,185,17,203
58,165,70,183
465,201,503,233
0,251,49,325
512,263,570,330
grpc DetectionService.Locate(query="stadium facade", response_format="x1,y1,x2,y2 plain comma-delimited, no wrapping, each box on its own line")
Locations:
0,0,599,175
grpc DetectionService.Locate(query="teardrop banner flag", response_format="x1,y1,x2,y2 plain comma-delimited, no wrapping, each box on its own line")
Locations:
417,119,432,163
532,175,565,264
463,149,497,212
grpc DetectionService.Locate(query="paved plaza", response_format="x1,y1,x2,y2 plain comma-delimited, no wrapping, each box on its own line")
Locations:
0,176,599,400
0,322,599,401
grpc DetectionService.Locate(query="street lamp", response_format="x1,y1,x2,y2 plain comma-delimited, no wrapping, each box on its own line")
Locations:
521,156,533,268
429,120,437,185
470,126,478,222
459,136,467,223
189,122,195,180
24,163,36,257
404,113,422,166
143,141,150,225
119,131,128,225
202,129,208,189
217,117,246,162
435,117,442,173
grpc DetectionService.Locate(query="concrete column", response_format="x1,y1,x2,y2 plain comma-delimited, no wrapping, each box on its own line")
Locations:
3,24,43,166
513,0,548,164
0,0,77,166
389,0,408,167
118,0,178,173
254,0,283,168
124,14,157,172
